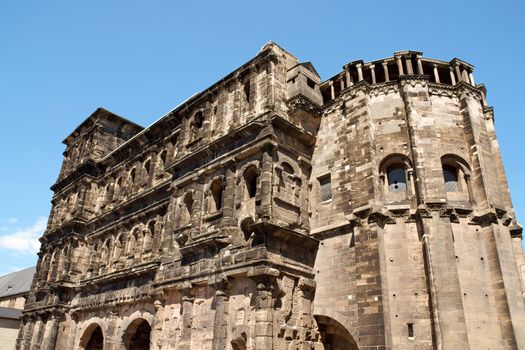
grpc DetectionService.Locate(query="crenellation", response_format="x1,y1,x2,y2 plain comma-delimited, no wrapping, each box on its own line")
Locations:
20,44,525,350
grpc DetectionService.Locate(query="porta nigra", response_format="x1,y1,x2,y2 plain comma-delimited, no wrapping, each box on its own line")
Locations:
17,43,525,350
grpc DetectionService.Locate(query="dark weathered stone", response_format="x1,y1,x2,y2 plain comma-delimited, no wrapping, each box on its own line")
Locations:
18,44,525,350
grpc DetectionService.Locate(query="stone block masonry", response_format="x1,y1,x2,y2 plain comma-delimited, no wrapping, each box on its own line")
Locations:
17,43,525,350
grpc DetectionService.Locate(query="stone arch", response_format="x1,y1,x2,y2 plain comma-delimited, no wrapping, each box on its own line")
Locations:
440,153,472,199
314,313,359,350
440,153,471,175
243,165,260,199
79,322,105,350
378,153,414,201
119,311,154,350
208,176,225,212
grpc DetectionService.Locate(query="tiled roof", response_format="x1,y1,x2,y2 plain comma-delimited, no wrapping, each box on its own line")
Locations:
0,266,36,299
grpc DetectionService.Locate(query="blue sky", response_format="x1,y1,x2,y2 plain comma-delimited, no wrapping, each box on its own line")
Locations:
1,1,524,275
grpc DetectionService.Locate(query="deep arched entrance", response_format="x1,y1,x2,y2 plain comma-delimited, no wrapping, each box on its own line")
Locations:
123,318,151,350
80,324,104,350
315,315,359,350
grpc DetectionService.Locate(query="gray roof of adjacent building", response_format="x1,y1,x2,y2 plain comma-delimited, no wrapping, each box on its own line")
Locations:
0,266,36,299
0,306,22,320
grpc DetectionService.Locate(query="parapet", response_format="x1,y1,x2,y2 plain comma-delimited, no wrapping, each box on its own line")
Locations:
320,50,478,103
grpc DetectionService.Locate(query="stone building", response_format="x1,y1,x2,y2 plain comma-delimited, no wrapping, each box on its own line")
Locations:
17,42,525,350
0,267,35,350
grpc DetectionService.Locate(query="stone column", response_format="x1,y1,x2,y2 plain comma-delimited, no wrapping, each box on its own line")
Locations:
266,59,276,109
43,313,61,350
418,210,469,348
416,55,424,74
329,81,335,99
232,78,242,128
382,62,390,82
179,288,194,350
339,78,345,91
203,100,213,141
370,64,376,84
356,63,363,81
17,315,34,350
449,66,456,85
396,56,404,76
190,176,204,234
104,307,120,350
252,277,275,350
344,66,353,86
211,282,230,350
433,64,440,83
248,67,257,113
455,64,462,82
31,315,45,348
152,297,166,350
405,57,414,74
469,71,475,85
222,165,236,227
258,146,274,221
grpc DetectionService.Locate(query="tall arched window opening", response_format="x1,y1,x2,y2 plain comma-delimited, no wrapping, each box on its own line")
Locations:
243,166,258,199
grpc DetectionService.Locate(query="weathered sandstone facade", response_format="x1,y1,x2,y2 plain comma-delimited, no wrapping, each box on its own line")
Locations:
17,43,525,350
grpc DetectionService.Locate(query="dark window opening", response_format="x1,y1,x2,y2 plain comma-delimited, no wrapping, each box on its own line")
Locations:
244,167,258,198
184,193,193,214
210,180,223,211
281,162,294,175
375,63,386,83
443,165,458,192
407,323,414,338
319,174,332,202
306,77,316,89
438,67,453,84
193,111,203,129
243,81,251,102
387,166,407,192
130,168,136,183
159,150,167,165
143,160,151,174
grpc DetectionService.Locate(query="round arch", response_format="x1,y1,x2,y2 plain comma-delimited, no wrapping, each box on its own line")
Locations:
79,323,104,350
314,313,359,350
122,317,152,350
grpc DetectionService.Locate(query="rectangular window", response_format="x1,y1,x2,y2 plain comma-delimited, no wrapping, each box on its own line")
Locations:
407,323,414,338
319,174,332,202
307,77,316,89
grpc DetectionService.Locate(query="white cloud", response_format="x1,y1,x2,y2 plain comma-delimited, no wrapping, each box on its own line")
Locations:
7,218,18,224
0,217,46,254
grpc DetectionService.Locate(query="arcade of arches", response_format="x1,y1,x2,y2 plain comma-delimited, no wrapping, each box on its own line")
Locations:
77,315,356,350
81,319,151,350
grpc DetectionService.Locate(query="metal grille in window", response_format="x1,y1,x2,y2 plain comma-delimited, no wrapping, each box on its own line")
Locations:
387,166,407,192
443,166,458,192
319,175,332,201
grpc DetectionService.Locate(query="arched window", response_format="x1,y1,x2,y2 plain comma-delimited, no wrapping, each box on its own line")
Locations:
281,162,294,175
379,154,412,202
210,179,223,212
159,150,167,165
387,165,407,192
441,155,472,201
243,80,251,102
181,192,194,226
243,166,258,199
443,165,458,192
193,111,204,129
123,319,151,350
143,159,151,174
130,168,136,183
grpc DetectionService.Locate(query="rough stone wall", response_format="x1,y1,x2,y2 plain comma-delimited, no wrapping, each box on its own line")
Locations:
18,45,525,350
